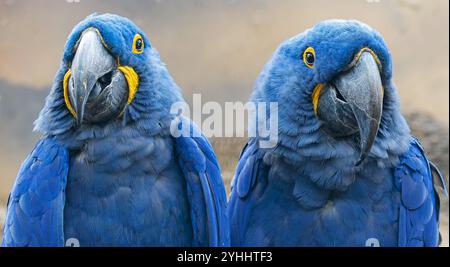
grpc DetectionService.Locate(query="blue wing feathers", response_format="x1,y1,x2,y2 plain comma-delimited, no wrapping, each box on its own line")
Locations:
2,138,69,247
228,139,268,245
396,138,441,247
174,119,230,247
199,173,219,246
6,127,441,247
401,173,427,210
181,171,208,246
430,161,448,197
236,155,258,198
4,122,229,247
233,139,260,198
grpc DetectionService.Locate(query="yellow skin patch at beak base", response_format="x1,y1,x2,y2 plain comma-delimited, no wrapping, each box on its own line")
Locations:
312,83,325,115
63,69,77,118
118,65,139,104
62,66,139,118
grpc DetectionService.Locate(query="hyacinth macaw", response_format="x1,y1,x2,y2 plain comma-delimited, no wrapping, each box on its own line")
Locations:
2,13,229,247
228,20,446,247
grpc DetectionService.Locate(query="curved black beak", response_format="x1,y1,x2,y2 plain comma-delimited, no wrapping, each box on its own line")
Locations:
316,52,383,165
69,29,117,125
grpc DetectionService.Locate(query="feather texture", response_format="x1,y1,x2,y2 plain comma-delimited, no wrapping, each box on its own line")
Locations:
175,119,230,246
2,138,68,246
3,13,229,247
396,139,440,247
228,20,443,247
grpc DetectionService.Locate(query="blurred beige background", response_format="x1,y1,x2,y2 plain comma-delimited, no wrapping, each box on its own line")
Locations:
0,0,448,246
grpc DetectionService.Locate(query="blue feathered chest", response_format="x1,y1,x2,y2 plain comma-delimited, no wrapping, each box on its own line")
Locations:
63,128,193,246
228,136,409,246
244,157,401,246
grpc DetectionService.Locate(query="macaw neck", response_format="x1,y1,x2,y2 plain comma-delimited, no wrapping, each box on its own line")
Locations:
52,113,175,150
260,83,411,191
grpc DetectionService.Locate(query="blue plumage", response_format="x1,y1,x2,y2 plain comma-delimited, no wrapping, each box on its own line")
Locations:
2,139,68,246
396,140,441,246
174,117,229,246
2,13,229,247
228,20,443,246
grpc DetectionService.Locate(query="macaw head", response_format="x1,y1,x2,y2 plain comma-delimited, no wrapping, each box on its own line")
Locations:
35,13,182,136
253,20,410,170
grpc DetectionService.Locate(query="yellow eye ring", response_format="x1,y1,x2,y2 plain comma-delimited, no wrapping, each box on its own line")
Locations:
303,47,315,68
132,34,144,54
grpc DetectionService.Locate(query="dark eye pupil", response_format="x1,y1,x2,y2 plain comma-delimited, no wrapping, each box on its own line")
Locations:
136,39,143,50
306,52,314,64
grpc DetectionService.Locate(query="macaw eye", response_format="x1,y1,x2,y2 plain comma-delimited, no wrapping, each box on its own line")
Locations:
303,47,315,68
135,39,143,50
132,34,144,54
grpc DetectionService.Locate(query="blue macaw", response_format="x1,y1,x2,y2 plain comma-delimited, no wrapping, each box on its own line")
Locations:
227,20,446,247
2,13,229,247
